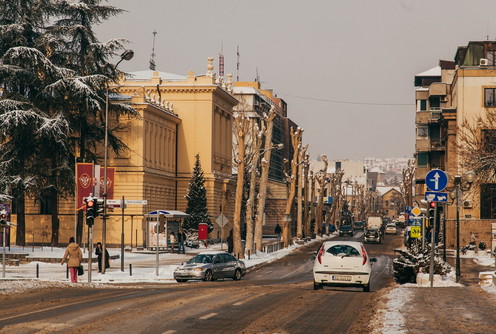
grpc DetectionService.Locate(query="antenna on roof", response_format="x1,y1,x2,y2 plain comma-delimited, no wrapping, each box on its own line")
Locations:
256,67,260,83
236,45,240,82
219,42,224,77
149,30,157,70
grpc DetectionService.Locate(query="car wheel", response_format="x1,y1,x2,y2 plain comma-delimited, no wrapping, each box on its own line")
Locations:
363,284,370,292
313,282,323,290
175,279,187,283
204,270,214,281
233,269,242,281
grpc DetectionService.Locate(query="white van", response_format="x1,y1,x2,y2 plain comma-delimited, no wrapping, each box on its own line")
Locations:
313,241,377,292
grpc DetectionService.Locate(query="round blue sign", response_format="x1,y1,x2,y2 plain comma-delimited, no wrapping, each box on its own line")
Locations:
425,169,448,192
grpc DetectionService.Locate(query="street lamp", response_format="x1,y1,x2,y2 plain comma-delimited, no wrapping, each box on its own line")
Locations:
102,49,134,275
449,171,475,283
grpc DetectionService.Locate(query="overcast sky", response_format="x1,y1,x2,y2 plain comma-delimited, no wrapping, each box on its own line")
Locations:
97,0,496,160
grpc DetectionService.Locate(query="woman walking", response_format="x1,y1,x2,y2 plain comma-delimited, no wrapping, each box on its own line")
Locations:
61,237,83,283
95,242,110,273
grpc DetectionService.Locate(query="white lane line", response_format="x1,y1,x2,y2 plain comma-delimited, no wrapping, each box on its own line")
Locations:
199,313,217,320
162,331,176,334
233,300,247,306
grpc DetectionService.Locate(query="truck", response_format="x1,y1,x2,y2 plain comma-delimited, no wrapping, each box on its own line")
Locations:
366,216,382,230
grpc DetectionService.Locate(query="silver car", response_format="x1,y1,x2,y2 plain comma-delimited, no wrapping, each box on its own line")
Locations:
174,251,246,282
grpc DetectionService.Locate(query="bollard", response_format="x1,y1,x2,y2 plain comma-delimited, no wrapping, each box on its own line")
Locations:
248,250,250,260
66,265,69,279
36,263,39,278
129,264,132,276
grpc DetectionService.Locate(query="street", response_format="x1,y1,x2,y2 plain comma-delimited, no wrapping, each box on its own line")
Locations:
0,232,403,334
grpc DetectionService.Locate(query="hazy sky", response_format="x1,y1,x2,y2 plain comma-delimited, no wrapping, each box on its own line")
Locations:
97,0,496,160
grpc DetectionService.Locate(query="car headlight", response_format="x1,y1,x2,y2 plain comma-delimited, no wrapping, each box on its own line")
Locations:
174,267,182,271
194,267,205,271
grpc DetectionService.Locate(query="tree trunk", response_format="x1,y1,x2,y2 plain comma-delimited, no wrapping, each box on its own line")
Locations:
15,191,26,246
254,110,276,251
284,128,303,247
233,117,249,259
314,155,328,236
50,188,59,246
303,157,310,237
296,146,307,239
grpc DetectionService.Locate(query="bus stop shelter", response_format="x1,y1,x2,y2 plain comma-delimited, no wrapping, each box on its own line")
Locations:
144,210,189,250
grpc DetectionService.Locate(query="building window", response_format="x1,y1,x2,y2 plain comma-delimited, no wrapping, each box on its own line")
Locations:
39,191,54,215
484,88,496,107
418,100,427,111
417,126,428,139
417,153,428,167
481,184,496,219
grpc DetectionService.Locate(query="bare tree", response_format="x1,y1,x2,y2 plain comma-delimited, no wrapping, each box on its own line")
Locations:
254,109,276,252
303,153,311,238
233,116,250,258
313,155,328,236
296,145,308,239
400,159,415,208
284,127,303,247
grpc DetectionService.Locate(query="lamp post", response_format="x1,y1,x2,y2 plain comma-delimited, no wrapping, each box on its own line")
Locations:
102,49,134,275
449,171,475,283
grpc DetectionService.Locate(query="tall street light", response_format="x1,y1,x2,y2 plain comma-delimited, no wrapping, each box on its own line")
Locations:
102,49,134,275
449,171,475,283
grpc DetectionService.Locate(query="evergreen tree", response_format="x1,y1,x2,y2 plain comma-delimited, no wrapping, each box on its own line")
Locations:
183,154,212,234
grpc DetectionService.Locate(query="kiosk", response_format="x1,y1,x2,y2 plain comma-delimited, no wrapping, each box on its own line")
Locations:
144,210,189,250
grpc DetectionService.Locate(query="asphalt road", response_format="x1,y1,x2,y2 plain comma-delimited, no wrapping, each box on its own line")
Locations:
0,231,404,334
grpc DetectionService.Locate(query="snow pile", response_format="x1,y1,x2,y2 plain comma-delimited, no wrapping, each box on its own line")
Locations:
415,271,462,287
371,287,412,334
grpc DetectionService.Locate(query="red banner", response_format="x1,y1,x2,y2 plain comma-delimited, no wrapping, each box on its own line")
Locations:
76,163,94,209
99,167,115,200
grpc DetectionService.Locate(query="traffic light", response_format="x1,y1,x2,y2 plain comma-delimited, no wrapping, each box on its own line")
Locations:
85,197,95,226
0,210,7,227
427,202,436,228
96,198,104,217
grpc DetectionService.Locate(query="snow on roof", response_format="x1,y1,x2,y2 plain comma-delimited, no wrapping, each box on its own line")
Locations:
369,167,385,173
126,70,186,81
376,186,401,196
147,210,189,218
232,86,274,106
415,66,441,77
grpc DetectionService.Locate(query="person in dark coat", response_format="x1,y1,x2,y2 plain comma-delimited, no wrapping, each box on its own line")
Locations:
95,242,110,273
177,229,187,254
274,223,282,240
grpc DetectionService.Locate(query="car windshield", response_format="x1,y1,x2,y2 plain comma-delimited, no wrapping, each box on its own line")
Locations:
341,225,352,230
187,254,213,264
387,224,396,228
354,222,364,226
326,245,360,257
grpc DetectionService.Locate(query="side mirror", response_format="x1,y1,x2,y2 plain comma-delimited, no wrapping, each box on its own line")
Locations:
370,257,377,263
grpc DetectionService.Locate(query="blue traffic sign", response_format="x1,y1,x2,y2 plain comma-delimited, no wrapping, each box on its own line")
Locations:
425,191,448,202
425,169,448,192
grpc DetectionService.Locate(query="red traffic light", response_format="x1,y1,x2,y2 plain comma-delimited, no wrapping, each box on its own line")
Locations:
430,202,436,208
0,213,6,219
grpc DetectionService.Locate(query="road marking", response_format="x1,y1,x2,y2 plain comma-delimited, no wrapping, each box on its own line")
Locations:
233,300,247,306
162,331,176,334
200,313,217,320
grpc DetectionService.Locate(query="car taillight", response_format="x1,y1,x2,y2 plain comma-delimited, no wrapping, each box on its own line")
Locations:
361,245,367,265
317,245,325,264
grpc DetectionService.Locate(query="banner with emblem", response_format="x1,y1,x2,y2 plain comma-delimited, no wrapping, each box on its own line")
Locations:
76,163,94,209
99,167,115,200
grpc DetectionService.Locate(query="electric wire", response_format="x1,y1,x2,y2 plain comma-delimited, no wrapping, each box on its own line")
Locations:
278,93,413,106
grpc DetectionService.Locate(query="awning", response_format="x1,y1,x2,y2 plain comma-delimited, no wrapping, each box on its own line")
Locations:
147,210,190,219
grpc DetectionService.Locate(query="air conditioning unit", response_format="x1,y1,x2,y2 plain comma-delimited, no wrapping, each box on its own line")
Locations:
480,58,489,66
463,201,472,209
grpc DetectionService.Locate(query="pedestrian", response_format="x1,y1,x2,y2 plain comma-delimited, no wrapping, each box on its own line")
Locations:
177,229,186,254
60,237,83,283
95,242,110,273
169,231,176,253
274,223,282,241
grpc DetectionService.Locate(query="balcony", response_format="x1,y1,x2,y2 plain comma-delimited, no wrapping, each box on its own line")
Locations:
416,111,430,124
416,138,430,151
429,110,442,122
430,138,445,151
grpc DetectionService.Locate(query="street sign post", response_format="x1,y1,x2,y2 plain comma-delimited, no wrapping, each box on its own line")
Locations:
425,169,448,192
216,214,229,250
425,191,448,202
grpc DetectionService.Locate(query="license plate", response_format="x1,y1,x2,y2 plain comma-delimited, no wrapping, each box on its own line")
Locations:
332,275,352,281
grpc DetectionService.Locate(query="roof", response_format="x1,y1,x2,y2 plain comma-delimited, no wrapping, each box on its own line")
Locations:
147,210,189,218
376,186,401,196
415,66,441,77
126,70,186,81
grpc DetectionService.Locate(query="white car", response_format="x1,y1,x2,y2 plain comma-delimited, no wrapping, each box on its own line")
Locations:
313,241,376,292
385,223,397,235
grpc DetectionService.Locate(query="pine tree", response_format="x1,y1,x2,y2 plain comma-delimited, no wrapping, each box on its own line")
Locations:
183,154,212,234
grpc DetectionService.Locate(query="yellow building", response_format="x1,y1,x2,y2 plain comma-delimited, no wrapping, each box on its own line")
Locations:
11,59,238,247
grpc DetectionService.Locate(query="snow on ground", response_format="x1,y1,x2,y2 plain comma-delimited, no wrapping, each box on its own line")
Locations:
371,287,412,334
0,235,330,294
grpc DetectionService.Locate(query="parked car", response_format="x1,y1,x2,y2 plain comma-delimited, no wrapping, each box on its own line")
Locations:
173,251,246,282
363,228,382,244
339,225,354,237
313,240,377,291
353,221,365,231
385,223,398,235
